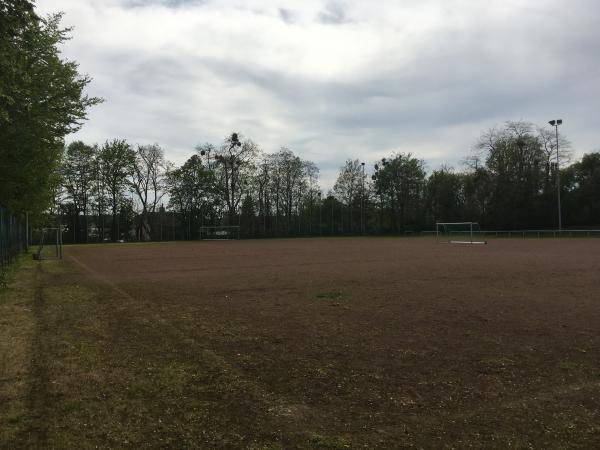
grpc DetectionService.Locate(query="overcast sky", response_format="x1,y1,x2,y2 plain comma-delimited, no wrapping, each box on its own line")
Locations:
37,0,600,190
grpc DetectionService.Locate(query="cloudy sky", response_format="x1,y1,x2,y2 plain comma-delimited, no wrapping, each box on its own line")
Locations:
37,0,600,189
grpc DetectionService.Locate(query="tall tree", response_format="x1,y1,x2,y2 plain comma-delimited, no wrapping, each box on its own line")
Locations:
214,133,258,225
566,152,600,225
254,157,272,236
62,141,97,242
476,121,548,228
0,3,101,213
462,167,493,227
130,144,166,240
373,154,426,232
99,139,135,241
334,159,363,233
165,154,215,238
426,167,465,224
275,148,305,233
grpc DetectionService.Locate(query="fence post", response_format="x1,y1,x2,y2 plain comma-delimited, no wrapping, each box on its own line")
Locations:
0,205,27,269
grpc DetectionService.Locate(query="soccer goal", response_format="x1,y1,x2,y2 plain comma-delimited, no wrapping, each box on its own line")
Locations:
33,227,63,260
436,222,487,245
199,225,240,240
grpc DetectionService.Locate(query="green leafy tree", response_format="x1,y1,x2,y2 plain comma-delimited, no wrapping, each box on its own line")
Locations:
165,155,215,238
565,152,600,225
372,154,426,232
98,139,135,241
462,167,493,227
476,121,553,228
0,2,101,213
426,167,465,224
334,159,364,233
62,141,97,242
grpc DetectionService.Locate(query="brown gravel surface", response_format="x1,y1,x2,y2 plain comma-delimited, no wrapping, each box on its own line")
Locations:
10,237,600,449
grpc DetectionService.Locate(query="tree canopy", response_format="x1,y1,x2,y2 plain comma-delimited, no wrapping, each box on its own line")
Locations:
0,0,101,214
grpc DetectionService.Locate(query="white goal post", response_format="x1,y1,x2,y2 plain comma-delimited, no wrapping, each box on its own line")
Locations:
436,222,487,245
199,225,240,240
33,227,63,260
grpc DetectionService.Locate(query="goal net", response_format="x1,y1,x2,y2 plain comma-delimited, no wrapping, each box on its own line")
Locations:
199,226,240,240
436,222,487,244
33,227,63,260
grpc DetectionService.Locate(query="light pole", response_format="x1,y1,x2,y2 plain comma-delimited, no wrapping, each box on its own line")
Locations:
548,119,563,231
361,162,365,234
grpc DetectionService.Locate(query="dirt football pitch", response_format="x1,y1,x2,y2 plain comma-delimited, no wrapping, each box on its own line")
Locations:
2,237,600,449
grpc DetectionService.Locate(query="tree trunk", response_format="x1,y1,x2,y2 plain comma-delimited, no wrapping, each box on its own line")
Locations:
112,194,118,241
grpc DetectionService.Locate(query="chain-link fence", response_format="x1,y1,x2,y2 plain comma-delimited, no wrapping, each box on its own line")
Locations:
0,205,28,271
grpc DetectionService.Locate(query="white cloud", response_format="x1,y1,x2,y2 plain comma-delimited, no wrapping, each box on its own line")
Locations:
37,0,600,189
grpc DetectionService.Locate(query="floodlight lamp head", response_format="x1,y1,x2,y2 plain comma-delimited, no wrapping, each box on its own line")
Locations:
549,120,556,126
200,150,206,156
557,119,562,125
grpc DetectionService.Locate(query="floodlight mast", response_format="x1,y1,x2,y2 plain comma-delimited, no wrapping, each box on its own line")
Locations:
548,119,563,231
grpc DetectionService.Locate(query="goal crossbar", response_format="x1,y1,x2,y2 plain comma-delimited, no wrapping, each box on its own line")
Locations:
436,222,487,245
199,225,240,240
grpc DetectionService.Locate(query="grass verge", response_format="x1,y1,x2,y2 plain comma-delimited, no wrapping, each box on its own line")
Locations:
0,255,36,445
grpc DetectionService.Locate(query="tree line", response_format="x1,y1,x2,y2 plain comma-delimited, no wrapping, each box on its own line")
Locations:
53,121,600,243
2,2,598,242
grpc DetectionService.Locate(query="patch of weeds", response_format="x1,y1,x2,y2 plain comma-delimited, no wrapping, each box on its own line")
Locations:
0,255,35,446
306,434,352,449
478,357,515,374
313,366,331,378
62,400,83,414
248,442,285,450
0,254,26,295
41,258,70,275
125,382,148,399
5,414,25,425
558,361,578,371
315,291,345,301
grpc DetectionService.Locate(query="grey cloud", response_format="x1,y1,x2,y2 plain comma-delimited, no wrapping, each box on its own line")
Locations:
43,0,600,189
278,8,296,24
122,0,206,8
318,1,352,25
190,17,598,175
